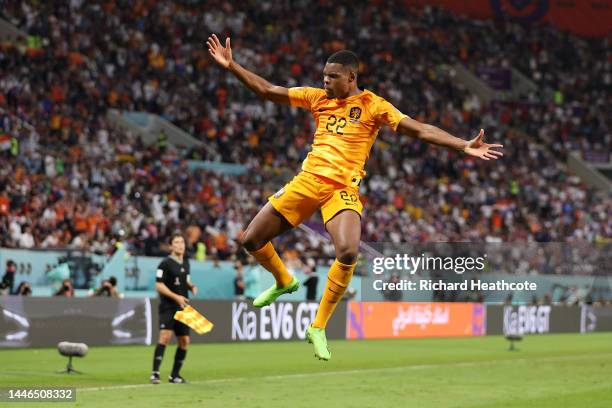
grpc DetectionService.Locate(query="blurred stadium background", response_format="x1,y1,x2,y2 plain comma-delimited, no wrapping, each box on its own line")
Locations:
0,1,610,407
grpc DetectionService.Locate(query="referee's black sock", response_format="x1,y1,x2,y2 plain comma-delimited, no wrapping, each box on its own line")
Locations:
152,343,166,373
171,347,187,378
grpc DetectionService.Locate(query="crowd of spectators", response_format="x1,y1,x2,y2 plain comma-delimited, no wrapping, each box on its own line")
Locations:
0,1,609,273
431,9,611,158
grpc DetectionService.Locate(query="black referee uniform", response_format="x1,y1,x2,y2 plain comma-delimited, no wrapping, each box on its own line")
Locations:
156,256,191,335
151,255,193,384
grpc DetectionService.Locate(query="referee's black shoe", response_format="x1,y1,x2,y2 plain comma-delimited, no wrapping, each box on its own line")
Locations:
150,372,160,384
169,375,189,384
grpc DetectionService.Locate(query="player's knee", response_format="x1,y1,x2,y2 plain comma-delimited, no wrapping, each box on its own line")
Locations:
158,333,171,345
239,230,265,252
335,243,358,265
179,336,190,348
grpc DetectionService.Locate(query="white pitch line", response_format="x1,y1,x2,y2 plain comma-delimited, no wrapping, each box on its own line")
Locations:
79,352,612,393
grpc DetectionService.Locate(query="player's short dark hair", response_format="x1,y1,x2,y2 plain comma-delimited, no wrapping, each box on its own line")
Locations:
170,233,185,244
326,50,359,71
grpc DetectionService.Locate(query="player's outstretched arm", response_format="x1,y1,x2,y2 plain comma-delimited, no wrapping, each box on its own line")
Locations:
397,117,504,161
206,34,290,105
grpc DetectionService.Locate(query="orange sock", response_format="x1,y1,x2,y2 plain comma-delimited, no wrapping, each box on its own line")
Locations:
249,242,293,287
313,259,355,329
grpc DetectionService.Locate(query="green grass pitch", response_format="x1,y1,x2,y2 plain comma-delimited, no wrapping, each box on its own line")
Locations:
1,333,611,407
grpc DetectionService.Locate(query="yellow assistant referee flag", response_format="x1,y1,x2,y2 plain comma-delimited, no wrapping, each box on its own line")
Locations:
174,305,214,334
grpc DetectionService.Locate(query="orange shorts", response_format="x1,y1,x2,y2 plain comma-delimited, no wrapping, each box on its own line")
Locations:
268,171,363,227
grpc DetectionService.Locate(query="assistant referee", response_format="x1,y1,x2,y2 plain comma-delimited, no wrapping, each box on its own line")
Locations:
150,233,197,384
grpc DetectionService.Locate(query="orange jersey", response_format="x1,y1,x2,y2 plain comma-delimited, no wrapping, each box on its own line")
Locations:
288,87,408,186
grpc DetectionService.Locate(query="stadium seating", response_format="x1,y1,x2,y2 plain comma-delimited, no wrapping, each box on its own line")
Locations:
0,1,609,261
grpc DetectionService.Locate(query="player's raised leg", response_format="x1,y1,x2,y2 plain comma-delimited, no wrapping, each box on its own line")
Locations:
240,202,299,307
307,209,360,360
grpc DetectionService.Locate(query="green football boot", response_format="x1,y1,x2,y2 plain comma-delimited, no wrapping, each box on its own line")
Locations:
253,277,300,308
306,325,331,361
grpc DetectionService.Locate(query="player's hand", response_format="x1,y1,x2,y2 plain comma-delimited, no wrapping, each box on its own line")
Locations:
190,285,198,296
463,129,504,160
206,34,232,69
175,295,189,309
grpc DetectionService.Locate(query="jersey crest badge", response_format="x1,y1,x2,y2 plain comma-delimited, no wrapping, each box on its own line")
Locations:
349,107,362,124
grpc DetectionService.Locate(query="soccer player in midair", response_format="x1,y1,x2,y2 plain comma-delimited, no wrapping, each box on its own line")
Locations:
151,234,198,383
207,34,503,360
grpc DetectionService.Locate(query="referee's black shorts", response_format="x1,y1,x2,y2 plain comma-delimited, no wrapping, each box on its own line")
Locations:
158,308,190,336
